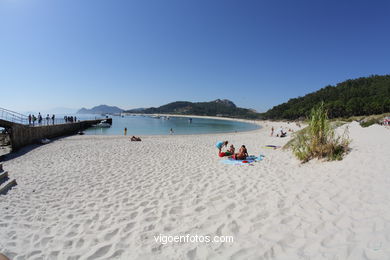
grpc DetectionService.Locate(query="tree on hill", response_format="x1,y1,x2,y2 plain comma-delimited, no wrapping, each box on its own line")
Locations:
263,75,390,120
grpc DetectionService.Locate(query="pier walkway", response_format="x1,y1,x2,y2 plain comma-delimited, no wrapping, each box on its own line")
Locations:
0,107,112,150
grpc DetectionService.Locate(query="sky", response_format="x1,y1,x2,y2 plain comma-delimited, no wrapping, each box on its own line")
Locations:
1,0,389,113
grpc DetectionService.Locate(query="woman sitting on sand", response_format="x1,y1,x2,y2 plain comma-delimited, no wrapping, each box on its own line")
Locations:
232,145,248,160
131,136,141,141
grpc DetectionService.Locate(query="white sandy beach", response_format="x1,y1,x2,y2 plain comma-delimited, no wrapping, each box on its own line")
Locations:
1,120,390,260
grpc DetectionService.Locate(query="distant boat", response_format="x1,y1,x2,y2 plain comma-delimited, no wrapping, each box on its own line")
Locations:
92,120,111,128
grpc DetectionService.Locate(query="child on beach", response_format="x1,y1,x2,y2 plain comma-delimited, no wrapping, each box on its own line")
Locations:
228,144,235,155
220,144,235,157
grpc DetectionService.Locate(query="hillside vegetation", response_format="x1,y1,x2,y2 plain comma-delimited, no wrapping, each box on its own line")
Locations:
263,75,390,120
126,99,260,119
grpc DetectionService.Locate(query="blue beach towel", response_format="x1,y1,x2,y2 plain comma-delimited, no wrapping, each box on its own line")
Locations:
220,155,265,165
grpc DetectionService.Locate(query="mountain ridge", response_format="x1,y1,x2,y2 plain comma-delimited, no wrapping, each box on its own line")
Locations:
77,105,124,114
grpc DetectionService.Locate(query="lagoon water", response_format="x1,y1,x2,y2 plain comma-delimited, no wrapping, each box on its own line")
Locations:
82,115,259,135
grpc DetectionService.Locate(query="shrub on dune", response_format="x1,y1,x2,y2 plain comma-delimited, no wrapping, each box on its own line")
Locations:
289,102,350,162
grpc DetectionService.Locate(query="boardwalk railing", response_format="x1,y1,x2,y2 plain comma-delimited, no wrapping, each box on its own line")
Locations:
0,107,29,125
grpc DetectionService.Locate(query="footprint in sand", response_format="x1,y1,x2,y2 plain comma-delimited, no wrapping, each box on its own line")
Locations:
123,222,135,232
226,203,236,211
169,206,182,215
143,207,154,213
104,228,119,241
195,206,206,212
86,244,112,260
76,238,84,249
145,216,158,222
187,248,197,260
130,211,138,219
228,220,239,234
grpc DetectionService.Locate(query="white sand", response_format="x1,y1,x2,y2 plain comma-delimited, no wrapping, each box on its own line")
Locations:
1,121,390,260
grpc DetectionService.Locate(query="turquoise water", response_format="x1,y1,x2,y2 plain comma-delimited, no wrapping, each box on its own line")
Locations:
82,115,259,135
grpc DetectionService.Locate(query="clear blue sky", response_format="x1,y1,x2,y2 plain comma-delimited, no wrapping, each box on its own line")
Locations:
1,0,389,113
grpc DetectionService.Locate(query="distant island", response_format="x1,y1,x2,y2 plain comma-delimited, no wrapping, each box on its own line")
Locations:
263,75,390,120
125,99,260,119
77,105,124,114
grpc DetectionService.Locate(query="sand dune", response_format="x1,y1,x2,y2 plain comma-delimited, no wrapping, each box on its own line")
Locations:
0,121,389,259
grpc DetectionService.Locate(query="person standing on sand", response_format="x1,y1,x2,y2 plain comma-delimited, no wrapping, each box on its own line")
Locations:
124,127,127,136
271,126,274,136
170,128,174,135
216,141,228,156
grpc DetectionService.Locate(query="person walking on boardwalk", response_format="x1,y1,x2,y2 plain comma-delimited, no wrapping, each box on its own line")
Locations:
51,114,55,124
28,114,32,125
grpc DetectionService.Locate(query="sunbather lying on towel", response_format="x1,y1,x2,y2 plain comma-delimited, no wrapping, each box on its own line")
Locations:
131,136,141,141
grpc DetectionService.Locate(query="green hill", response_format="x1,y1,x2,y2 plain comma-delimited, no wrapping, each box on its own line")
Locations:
263,75,390,120
126,99,260,119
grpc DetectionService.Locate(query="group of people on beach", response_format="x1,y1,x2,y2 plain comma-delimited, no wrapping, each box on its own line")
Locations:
270,126,296,137
271,126,287,137
216,141,248,160
28,113,55,126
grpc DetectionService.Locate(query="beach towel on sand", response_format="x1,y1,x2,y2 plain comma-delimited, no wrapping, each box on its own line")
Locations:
220,155,264,165
263,145,281,149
